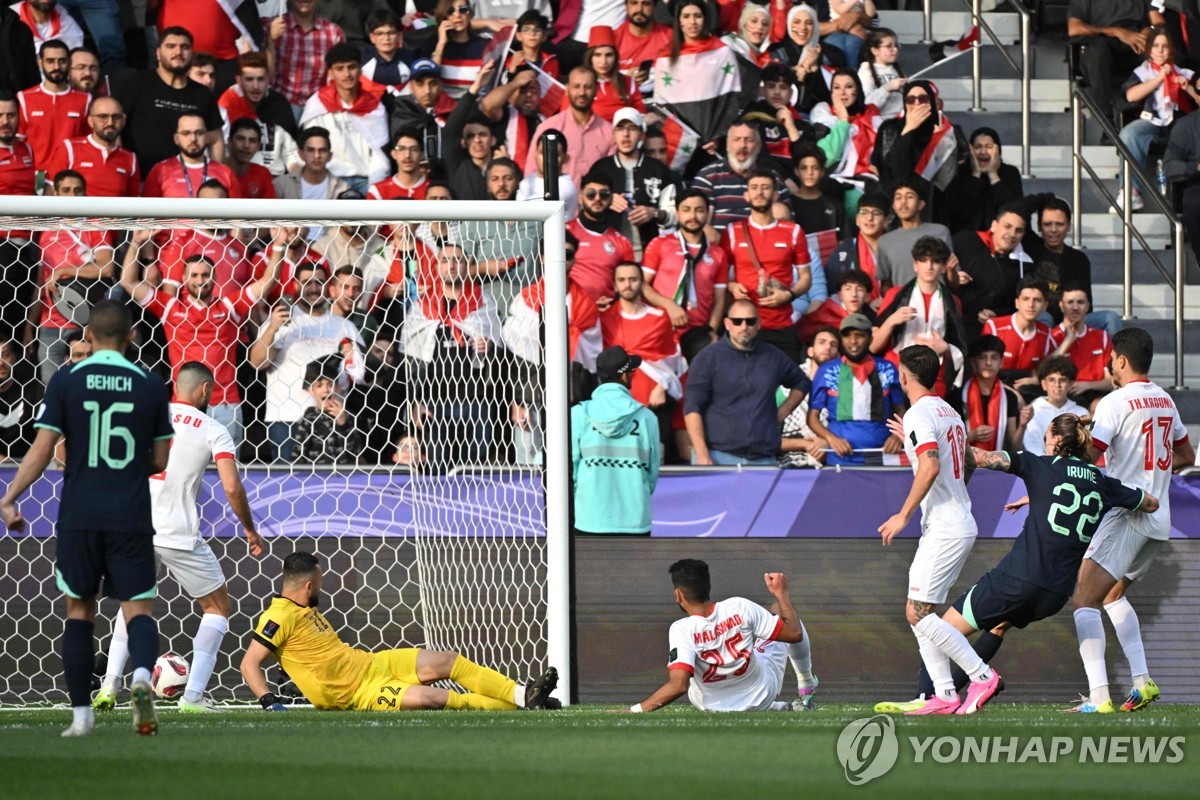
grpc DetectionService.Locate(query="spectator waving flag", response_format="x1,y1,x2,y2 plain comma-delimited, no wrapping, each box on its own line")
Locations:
220,0,266,50
652,38,742,145
527,62,567,119
927,25,979,63
651,106,700,172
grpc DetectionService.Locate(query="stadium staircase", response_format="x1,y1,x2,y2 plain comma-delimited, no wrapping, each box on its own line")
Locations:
882,1,1200,442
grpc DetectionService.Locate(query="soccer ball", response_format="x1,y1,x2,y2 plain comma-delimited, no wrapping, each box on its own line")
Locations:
151,653,190,699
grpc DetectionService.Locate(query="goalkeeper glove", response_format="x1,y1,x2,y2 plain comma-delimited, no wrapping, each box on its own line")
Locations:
260,693,287,711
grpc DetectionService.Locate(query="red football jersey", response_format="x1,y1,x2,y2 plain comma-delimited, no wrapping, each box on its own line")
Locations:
613,21,673,73
232,163,277,200
43,135,140,197
38,228,114,328
721,218,811,330
158,230,251,294
368,174,430,200
983,314,1052,373
0,141,36,239
1049,323,1112,383
599,303,678,406
17,85,90,167
143,156,242,198
249,244,332,304
642,232,729,337
567,219,635,301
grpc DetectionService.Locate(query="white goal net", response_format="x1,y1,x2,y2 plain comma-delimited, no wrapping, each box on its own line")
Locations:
0,196,570,705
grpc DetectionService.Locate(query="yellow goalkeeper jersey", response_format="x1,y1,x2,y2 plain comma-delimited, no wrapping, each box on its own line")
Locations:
252,596,372,709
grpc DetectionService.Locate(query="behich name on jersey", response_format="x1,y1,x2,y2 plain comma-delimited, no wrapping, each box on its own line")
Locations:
85,374,133,392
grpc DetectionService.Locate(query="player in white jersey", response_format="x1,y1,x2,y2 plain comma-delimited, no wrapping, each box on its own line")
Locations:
94,362,264,713
625,559,817,713
877,345,1002,715
1069,328,1194,713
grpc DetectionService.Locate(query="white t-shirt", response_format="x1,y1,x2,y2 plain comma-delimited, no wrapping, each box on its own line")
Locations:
261,307,365,423
667,597,783,712
301,176,329,200
1022,396,1088,455
571,0,626,42
902,394,977,539
150,403,237,550
1091,380,1189,540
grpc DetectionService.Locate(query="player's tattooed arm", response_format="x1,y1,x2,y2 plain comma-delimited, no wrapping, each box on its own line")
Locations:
969,447,1010,472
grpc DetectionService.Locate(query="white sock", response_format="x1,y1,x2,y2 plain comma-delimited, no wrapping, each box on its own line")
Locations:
132,666,151,687
183,614,228,703
513,685,526,709
1104,597,1149,687
72,706,94,728
913,625,956,700
104,611,130,687
787,621,814,687
769,701,791,711
915,614,990,682
1074,607,1110,705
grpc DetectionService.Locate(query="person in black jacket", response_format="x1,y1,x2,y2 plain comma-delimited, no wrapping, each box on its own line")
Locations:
586,107,680,259
0,6,38,95
388,58,454,163
950,202,1029,342
440,62,500,201
1163,106,1200,265
944,127,1024,235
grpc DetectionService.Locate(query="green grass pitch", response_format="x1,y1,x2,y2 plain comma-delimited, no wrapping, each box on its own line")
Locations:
3,703,1198,799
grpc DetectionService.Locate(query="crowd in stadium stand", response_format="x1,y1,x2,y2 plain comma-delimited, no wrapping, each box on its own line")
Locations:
0,0,1185,469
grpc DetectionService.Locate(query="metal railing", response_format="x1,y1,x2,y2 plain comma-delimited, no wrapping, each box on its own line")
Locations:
1070,84,1188,390
922,0,1033,176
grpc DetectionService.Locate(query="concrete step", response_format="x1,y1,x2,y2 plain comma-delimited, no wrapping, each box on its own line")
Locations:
937,77,1070,112
946,112,1072,148
878,10,1022,45
1086,250,1180,285
1092,283,1199,316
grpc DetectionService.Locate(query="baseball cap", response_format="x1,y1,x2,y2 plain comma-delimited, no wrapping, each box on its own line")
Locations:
596,346,642,380
612,107,645,131
840,313,873,333
411,58,440,79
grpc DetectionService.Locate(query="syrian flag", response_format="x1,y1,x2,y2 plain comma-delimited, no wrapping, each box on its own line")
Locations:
653,38,742,145
527,63,566,120
806,229,840,273
928,25,979,63
219,0,265,50
652,106,700,172
479,26,516,95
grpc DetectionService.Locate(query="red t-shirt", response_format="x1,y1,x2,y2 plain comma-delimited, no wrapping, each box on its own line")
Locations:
43,135,140,197
642,232,728,337
983,314,1052,373
38,228,114,328
142,288,258,405
158,0,241,59
567,219,635,301
249,245,332,304
599,304,678,407
143,157,242,198
368,174,430,200
1049,323,1112,383
613,21,673,73
16,85,90,167
0,142,36,239
721,218,811,330
158,230,251,295
232,163,277,199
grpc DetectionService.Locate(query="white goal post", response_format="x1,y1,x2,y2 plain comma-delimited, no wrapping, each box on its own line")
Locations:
0,195,571,705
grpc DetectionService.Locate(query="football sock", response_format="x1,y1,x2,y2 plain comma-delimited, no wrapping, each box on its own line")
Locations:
443,691,517,711
449,654,516,705
183,614,228,703
914,615,990,682
916,630,1004,696
913,625,956,700
1104,597,1149,687
72,705,94,729
104,611,130,687
787,621,815,686
125,614,159,681
1074,607,1110,705
62,619,95,708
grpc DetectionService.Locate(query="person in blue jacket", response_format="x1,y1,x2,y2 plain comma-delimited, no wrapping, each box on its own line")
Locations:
571,346,660,535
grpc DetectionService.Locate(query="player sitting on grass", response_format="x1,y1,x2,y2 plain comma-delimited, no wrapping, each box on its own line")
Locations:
875,412,1159,713
95,361,264,713
240,552,560,712
624,559,817,713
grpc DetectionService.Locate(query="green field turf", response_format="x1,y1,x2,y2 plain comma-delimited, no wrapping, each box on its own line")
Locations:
2,703,1196,800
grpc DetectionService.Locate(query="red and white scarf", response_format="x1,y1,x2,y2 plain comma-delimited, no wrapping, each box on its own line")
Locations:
964,378,1007,450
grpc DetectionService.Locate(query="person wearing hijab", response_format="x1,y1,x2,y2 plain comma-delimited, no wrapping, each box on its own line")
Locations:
871,79,967,226
944,127,1025,235
770,3,842,113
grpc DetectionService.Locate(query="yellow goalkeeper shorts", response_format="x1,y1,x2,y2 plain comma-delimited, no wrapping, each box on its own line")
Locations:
350,648,422,711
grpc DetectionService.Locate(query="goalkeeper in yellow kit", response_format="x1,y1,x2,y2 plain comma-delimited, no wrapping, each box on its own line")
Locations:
240,552,559,711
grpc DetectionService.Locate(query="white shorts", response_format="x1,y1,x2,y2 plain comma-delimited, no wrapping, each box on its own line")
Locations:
908,536,976,605
1085,512,1165,582
156,541,226,599
686,641,788,712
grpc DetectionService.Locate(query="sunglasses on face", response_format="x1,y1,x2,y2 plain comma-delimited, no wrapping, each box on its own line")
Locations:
728,317,759,327
905,95,931,106
584,189,613,199
452,4,472,14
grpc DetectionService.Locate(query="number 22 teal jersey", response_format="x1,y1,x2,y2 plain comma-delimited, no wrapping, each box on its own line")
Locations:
998,450,1145,596
34,350,173,534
